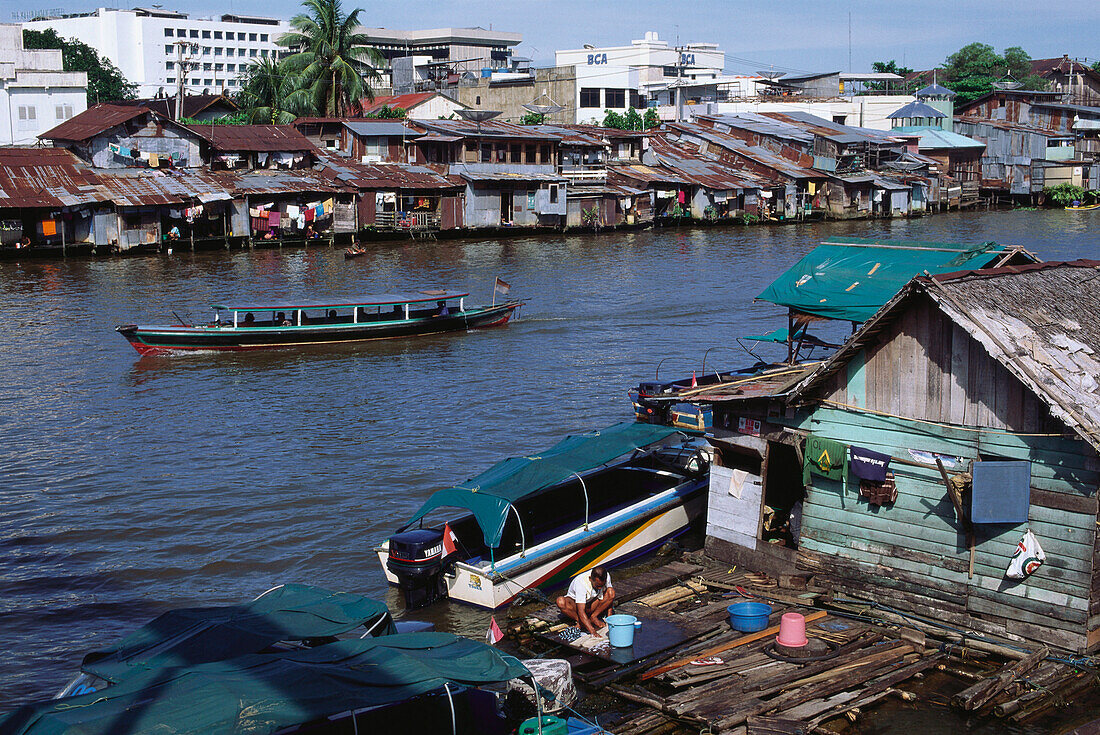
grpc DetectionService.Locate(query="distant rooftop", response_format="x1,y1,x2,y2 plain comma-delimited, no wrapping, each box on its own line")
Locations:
356,27,521,46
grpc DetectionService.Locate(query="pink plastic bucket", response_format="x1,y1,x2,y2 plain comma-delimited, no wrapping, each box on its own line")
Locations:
776,612,808,648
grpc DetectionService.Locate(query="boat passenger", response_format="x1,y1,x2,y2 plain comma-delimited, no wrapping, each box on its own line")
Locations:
436,300,450,317
167,225,181,241
243,312,255,325
555,566,615,637
328,309,338,322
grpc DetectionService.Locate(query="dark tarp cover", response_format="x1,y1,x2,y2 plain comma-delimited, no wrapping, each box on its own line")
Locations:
0,633,528,735
405,422,685,548
756,237,1028,322
81,584,395,683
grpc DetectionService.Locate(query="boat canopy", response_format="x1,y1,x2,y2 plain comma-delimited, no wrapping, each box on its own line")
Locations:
406,422,686,549
212,290,469,311
756,237,1035,322
1,633,528,735
81,583,395,683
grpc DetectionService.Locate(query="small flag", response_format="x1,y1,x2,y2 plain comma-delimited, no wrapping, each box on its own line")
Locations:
494,277,511,295
486,616,504,645
691,371,698,388
442,522,459,557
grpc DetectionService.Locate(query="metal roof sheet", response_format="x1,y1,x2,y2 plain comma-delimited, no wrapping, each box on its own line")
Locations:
459,170,565,183
342,121,423,138
886,101,947,119
187,125,316,152
916,83,956,98
413,119,561,141
648,135,764,190
38,103,152,142
318,155,462,189
696,112,814,145
762,111,901,145
607,163,690,185
94,169,235,207
0,151,107,208
890,126,986,150
664,123,820,180
213,291,470,310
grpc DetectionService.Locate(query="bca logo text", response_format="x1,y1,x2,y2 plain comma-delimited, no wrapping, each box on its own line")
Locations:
587,53,609,65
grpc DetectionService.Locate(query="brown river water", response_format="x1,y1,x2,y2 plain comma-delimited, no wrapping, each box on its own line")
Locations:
1,210,1097,726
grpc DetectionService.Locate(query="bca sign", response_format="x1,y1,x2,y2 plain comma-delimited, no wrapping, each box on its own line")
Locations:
680,53,696,66
587,53,609,65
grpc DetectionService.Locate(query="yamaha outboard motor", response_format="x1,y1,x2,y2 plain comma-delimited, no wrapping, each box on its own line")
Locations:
387,528,447,608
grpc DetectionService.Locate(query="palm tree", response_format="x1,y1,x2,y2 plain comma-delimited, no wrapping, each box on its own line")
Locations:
236,57,300,124
277,0,384,117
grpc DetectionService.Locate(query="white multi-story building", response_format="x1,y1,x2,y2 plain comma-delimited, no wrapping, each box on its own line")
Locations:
0,24,87,145
557,31,727,119
23,8,289,99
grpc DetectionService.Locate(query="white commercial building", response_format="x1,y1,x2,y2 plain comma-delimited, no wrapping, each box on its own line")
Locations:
557,31,726,121
23,8,289,99
0,24,87,145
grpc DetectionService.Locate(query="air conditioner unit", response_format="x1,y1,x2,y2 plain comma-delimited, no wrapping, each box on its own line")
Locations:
362,155,382,163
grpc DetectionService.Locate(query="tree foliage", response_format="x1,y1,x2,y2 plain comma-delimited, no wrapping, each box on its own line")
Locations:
365,105,406,119
519,112,545,125
941,43,1047,106
603,107,649,130
235,57,303,124
277,0,385,117
23,28,137,105
643,108,660,129
869,59,916,92
1044,182,1096,206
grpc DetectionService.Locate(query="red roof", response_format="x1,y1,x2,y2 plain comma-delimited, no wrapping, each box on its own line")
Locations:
186,125,317,152
359,93,443,115
39,103,152,142
0,147,106,208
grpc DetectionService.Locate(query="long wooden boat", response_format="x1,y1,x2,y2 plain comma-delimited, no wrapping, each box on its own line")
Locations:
376,422,710,610
116,290,520,355
1065,203,1100,211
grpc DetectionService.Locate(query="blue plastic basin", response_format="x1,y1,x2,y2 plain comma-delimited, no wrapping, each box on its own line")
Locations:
727,601,773,632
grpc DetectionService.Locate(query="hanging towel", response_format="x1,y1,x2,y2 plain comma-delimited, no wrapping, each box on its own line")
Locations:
249,207,261,218
1006,530,1045,579
314,205,324,219
304,207,315,222
803,435,847,484
323,198,335,214
118,146,131,157
41,220,57,237
268,210,281,227
148,152,159,167
729,469,749,500
850,446,891,483
859,472,897,507
251,217,267,231
286,205,299,219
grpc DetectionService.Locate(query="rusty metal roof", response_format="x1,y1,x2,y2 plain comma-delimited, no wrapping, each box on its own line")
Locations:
648,135,765,190
607,163,690,185
318,155,462,190
0,148,107,208
186,125,317,152
215,169,349,195
38,103,152,142
412,119,561,141
663,123,821,181
94,169,234,207
761,111,901,146
524,124,607,146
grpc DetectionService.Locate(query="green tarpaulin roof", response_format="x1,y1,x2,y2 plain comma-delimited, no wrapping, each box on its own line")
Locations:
406,422,685,549
82,584,395,683
756,237,1031,322
0,633,528,735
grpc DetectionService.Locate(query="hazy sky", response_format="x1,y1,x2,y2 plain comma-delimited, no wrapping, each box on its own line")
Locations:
123,0,1100,72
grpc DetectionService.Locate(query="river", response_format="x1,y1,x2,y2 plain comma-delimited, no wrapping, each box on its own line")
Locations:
1,209,1097,713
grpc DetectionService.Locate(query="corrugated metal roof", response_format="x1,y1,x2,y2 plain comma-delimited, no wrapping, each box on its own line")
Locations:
187,125,316,152
359,93,447,114
524,125,607,146
342,121,423,138
217,169,348,195
0,148,107,208
318,155,462,190
891,126,986,150
413,119,561,141
38,103,152,142
607,163,690,185
916,83,956,98
664,122,820,180
115,94,239,120
648,135,764,190
459,170,565,183
886,101,947,119
696,112,814,145
94,169,235,207
761,111,901,145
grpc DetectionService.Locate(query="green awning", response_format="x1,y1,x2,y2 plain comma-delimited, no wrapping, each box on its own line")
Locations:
82,584,395,683
756,237,1031,322
1,633,529,735
406,422,686,549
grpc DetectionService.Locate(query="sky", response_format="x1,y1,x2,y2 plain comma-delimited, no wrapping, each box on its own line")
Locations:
52,0,1100,72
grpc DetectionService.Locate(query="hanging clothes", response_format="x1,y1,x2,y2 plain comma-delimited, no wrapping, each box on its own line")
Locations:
41,220,57,237
859,472,897,507
849,446,891,483
304,207,315,222
268,210,281,227
286,205,299,219
148,152,159,167
677,190,686,205
803,435,847,483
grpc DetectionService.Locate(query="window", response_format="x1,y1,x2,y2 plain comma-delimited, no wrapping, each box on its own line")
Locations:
832,115,847,125
55,104,72,120
580,87,600,107
475,96,481,105
164,28,173,37
166,76,175,83
260,49,268,58
191,78,200,85
525,144,535,162
214,47,222,55
191,44,198,54
510,143,521,162
239,47,246,56
165,44,174,54
213,31,222,39
215,63,223,71
202,30,210,39
480,143,492,163
189,29,198,38
630,91,644,108
202,46,211,55
549,185,559,203
204,78,213,86
260,33,268,42
605,88,625,108
226,47,234,56
249,33,257,41
227,63,235,71
663,66,678,77
177,28,186,36
250,49,258,57
540,145,550,164
166,60,174,69
203,63,212,71
18,106,36,120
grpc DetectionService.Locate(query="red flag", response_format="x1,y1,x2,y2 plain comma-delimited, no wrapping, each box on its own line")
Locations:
494,277,511,295
691,371,698,388
486,616,504,645
442,523,459,557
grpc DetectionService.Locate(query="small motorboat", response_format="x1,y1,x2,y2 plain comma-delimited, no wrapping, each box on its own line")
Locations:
54,583,397,700
344,244,368,259
116,290,521,355
377,422,710,610
1065,202,1100,211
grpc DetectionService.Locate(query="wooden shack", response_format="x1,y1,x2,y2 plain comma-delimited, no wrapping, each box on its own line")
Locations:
780,260,1100,652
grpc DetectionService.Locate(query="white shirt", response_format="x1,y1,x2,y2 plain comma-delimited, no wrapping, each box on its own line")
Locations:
568,571,612,605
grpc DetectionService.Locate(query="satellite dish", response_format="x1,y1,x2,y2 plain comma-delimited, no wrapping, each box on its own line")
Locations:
456,108,502,133
523,103,565,115
583,44,595,50
992,74,1023,90
757,70,785,80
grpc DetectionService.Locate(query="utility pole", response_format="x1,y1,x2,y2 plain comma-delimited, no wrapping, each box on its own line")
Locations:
174,41,198,121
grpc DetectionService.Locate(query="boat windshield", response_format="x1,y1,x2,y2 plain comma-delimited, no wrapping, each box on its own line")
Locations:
212,295,467,327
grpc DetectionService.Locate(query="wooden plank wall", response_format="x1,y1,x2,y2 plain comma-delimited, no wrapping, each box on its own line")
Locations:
821,295,1063,434
797,407,1099,651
